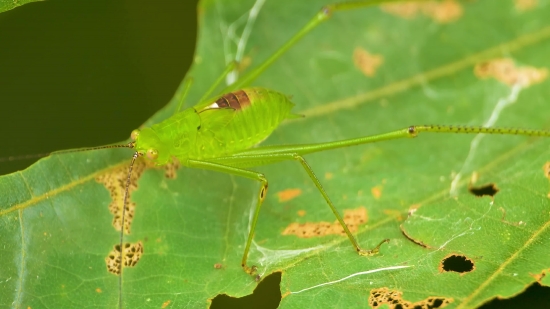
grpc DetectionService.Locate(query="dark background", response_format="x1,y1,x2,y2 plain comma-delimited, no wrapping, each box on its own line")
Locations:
0,0,198,175
0,1,548,308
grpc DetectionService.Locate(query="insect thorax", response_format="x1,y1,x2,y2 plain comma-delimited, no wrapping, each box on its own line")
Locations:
136,88,296,163
135,109,200,165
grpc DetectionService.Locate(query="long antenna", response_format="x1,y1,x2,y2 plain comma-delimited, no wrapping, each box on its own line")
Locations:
0,143,135,163
1,141,139,305
118,151,140,307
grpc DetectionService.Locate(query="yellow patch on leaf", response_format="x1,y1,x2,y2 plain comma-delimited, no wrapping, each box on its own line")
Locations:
381,0,463,23
278,188,302,202
353,47,384,77
474,58,548,87
371,185,383,200
282,207,367,238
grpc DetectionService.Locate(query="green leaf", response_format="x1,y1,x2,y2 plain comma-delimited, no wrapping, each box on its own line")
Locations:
0,0,42,13
2,0,550,308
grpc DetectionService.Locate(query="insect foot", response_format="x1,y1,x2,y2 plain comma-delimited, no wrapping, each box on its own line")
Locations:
243,264,260,281
357,239,390,257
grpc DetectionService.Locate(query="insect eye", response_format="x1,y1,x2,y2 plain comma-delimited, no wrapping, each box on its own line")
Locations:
131,129,140,141
147,149,158,160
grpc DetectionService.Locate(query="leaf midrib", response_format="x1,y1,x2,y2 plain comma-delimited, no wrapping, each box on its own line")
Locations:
0,158,129,217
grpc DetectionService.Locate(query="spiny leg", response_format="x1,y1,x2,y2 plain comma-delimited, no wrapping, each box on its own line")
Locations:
186,159,268,280
228,125,550,159
213,153,390,256
221,0,402,93
205,125,550,257
289,153,389,255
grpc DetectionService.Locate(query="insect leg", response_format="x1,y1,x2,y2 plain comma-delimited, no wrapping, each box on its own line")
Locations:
289,153,389,255
232,125,550,158
186,159,268,280
217,153,389,256
197,61,237,105
174,77,193,114
221,0,401,93
175,61,237,112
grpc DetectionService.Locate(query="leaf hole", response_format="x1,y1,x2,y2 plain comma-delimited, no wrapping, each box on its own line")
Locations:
468,183,499,198
210,272,281,309
369,287,452,308
439,254,474,273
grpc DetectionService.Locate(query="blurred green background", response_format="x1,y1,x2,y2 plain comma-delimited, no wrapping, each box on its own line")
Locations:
0,0,198,175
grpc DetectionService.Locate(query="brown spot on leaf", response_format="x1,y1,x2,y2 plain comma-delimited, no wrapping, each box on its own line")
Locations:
369,287,452,308
439,254,475,274
381,2,419,19
371,185,383,200
214,263,224,269
282,207,367,238
161,300,171,308
277,188,302,202
543,162,550,179
95,288,102,293
421,0,463,23
474,58,548,87
353,47,383,77
95,160,150,234
544,162,550,198
530,269,548,284
381,0,463,23
515,0,538,11
105,241,144,275
96,158,178,234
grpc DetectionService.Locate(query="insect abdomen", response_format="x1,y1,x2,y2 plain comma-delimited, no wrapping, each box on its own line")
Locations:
195,88,295,158
212,89,251,110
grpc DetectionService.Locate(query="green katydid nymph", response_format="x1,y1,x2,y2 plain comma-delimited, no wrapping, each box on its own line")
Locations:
122,85,550,281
